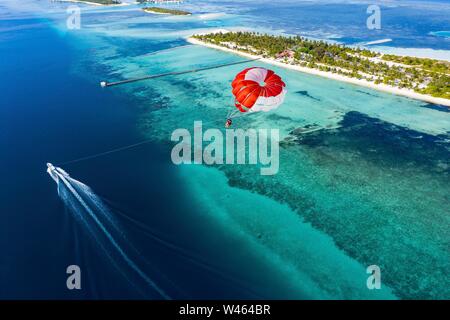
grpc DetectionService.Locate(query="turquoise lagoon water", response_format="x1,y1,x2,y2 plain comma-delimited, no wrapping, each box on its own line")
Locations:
1,1,449,299
431,31,450,39
135,48,450,299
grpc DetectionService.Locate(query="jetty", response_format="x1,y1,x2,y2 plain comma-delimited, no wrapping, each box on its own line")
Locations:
100,58,260,87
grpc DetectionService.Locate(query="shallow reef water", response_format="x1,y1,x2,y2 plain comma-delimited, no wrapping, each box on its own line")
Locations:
137,71,449,299
259,112,449,299
124,43,450,297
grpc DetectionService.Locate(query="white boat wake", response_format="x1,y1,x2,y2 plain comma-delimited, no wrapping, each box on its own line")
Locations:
47,163,265,298
47,163,170,299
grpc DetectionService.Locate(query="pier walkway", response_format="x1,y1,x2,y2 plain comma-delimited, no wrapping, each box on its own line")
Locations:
100,58,260,87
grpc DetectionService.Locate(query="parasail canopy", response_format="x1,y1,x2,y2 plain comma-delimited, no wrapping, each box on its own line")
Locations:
231,67,287,113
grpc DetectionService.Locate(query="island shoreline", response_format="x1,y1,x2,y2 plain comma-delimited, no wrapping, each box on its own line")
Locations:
51,0,129,6
142,7,192,16
187,37,450,107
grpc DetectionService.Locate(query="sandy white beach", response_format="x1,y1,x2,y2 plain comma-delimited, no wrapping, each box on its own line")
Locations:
52,0,131,6
142,9,192,16
143,10,171,15
187,37,450,107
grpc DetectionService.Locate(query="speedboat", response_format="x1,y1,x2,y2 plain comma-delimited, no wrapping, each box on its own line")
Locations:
47,163,69,183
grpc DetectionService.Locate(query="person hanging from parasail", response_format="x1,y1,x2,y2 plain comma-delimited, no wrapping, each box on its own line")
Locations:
225,67,287,127
225,118,233,128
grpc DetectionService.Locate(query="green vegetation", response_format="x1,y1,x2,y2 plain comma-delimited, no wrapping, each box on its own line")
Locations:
142,7,190,15
383,54,450,74
194,32,450,99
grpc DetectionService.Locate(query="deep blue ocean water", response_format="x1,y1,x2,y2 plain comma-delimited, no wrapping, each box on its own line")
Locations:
0,18,156,298
1,0,449,299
